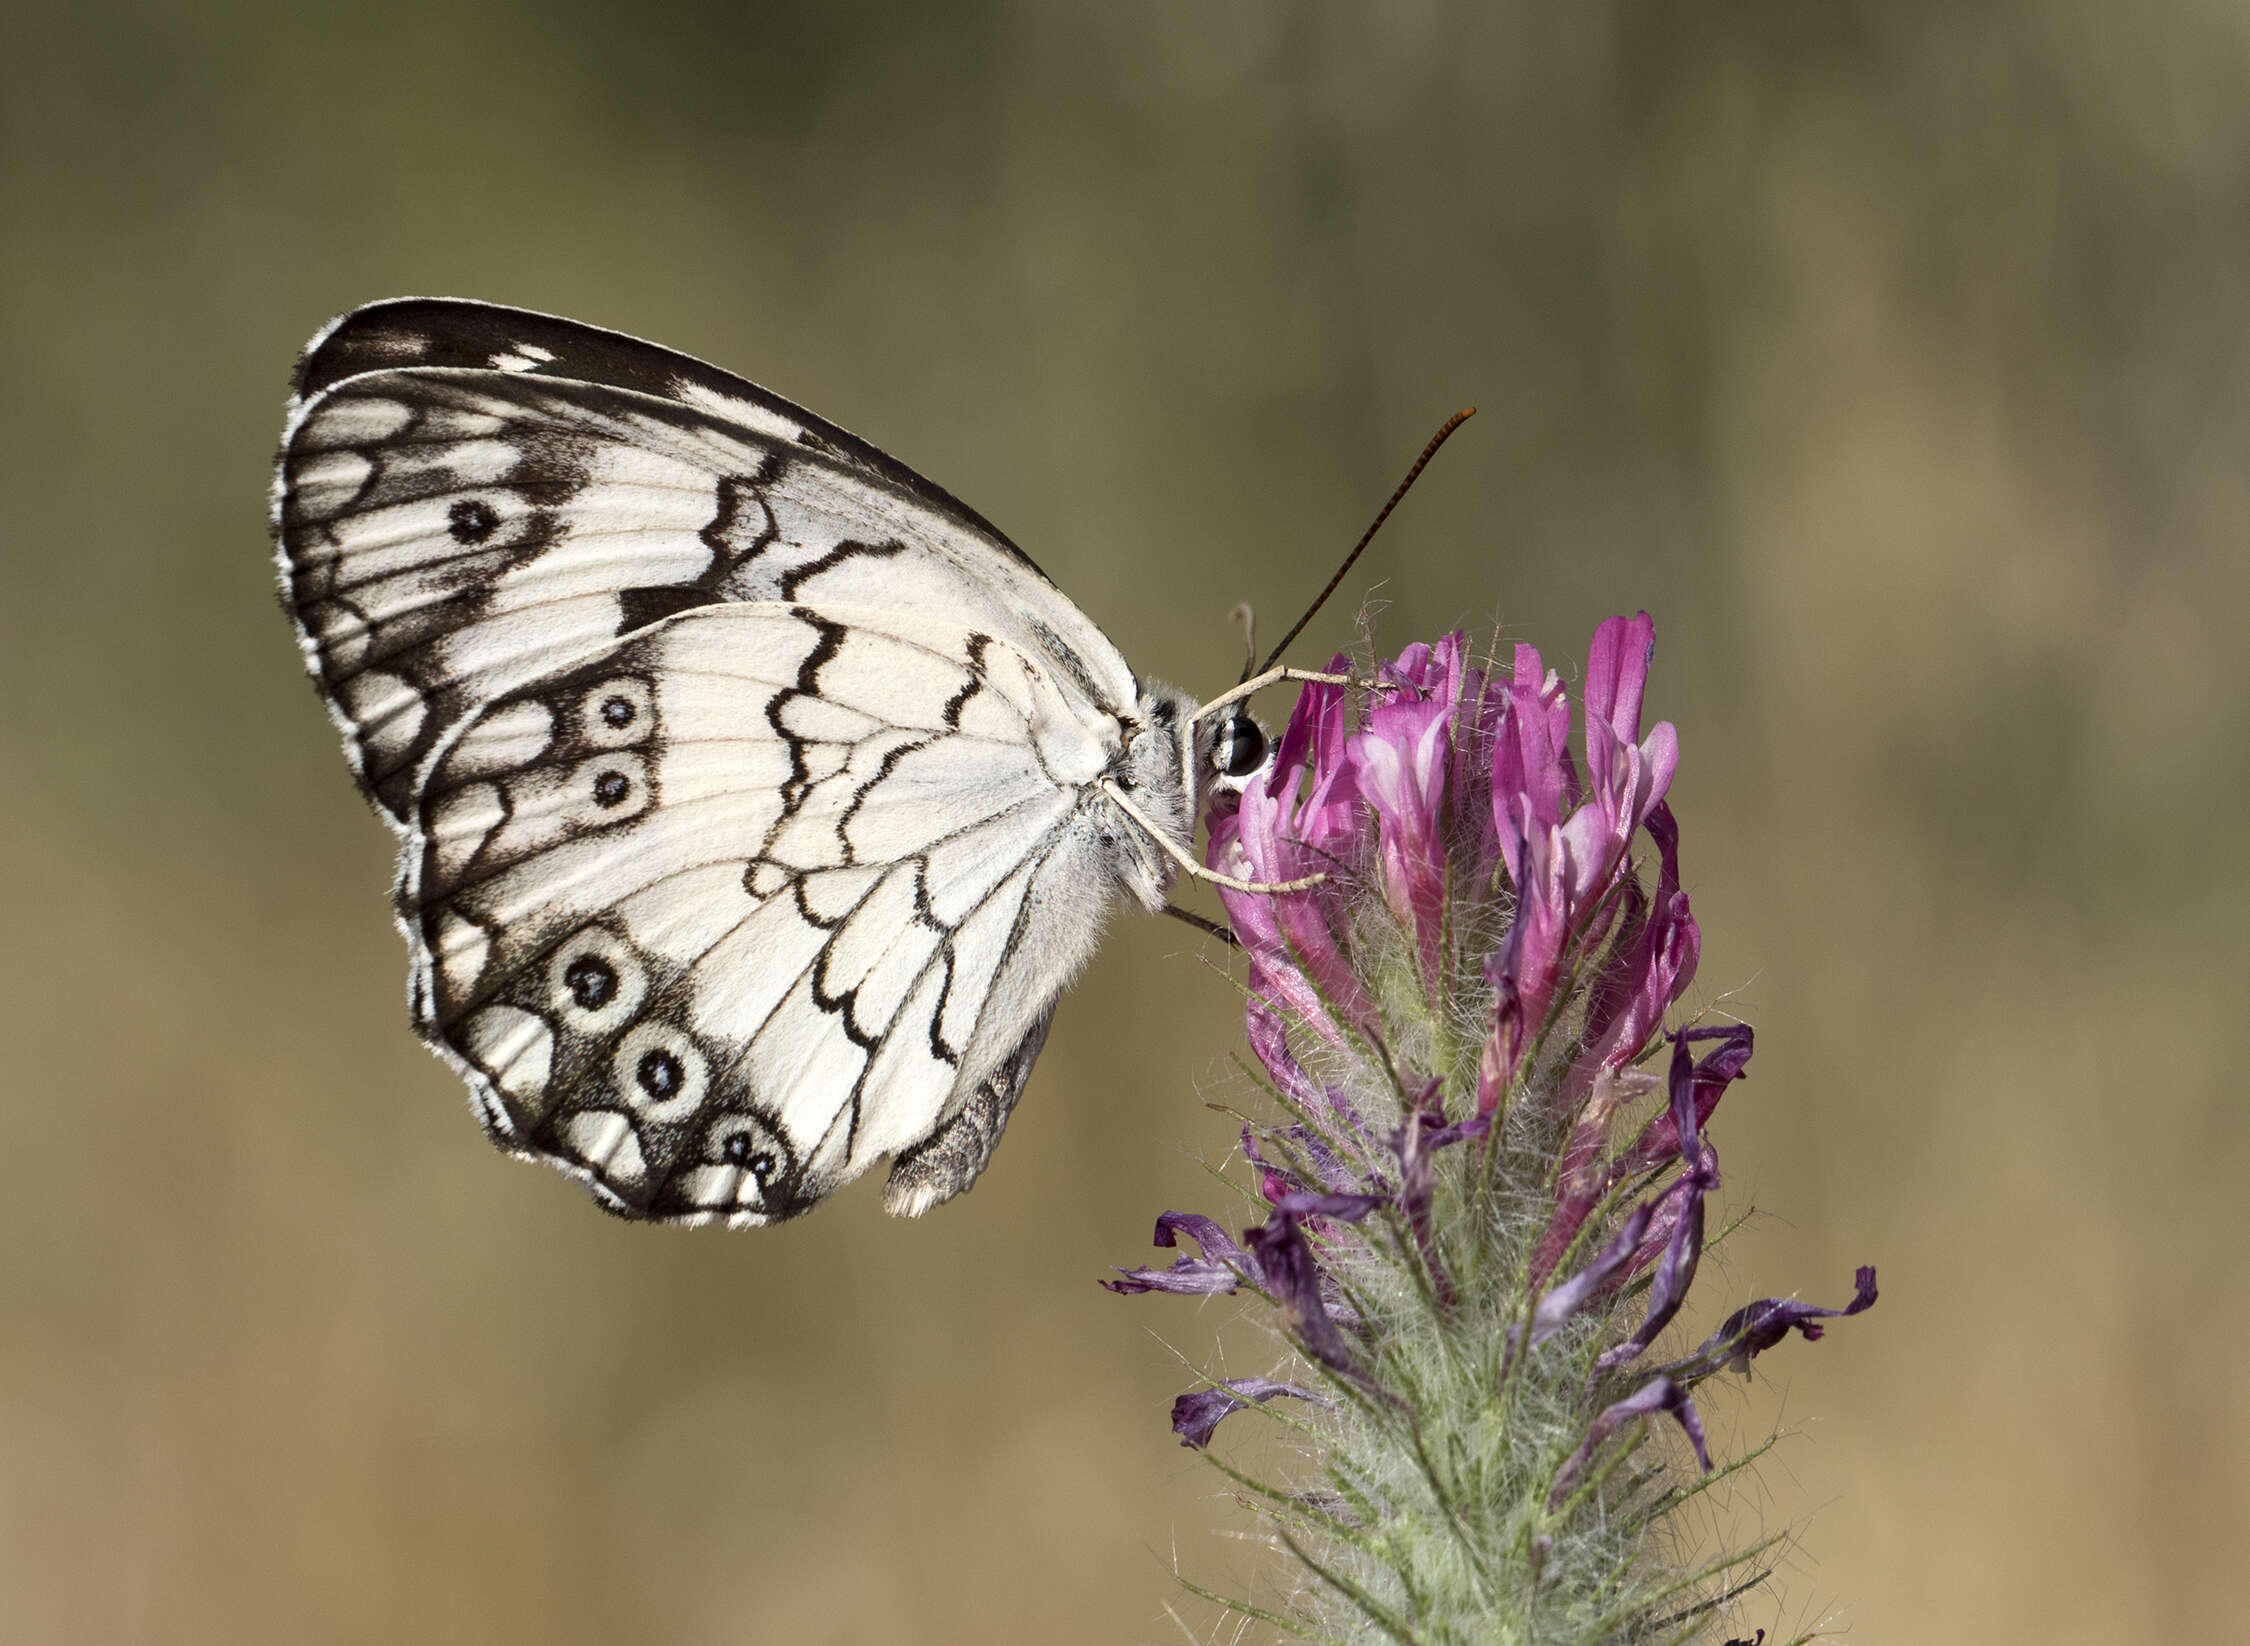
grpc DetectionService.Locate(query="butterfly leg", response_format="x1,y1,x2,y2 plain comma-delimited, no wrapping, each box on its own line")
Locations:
1099,780,1329,895
1175,667,1410,799
1188,665,1356,728
883,1005,1058,1217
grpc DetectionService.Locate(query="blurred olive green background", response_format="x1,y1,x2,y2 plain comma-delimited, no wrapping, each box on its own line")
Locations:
4,2,2245,1641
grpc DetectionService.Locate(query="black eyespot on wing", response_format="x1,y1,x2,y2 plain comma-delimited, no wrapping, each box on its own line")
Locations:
564,954,618,1010
720,1132,779,1181
446,498,500,544
637,1048,683,1100
592,769,631,807
600,695,636,729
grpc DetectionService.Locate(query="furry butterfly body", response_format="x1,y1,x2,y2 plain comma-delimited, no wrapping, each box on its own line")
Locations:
275,299,1226,1225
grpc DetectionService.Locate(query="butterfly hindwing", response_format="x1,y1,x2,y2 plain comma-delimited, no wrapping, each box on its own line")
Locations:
405,603,1125,1225
886,1003,1056,1217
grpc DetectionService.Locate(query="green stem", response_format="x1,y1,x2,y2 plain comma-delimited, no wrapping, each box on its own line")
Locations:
1278,1528,1422,1646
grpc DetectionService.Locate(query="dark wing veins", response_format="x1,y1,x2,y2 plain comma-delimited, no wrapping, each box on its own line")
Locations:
617,465,779,633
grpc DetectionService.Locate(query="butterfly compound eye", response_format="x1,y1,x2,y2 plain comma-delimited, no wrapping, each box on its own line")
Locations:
1212,712,1268,779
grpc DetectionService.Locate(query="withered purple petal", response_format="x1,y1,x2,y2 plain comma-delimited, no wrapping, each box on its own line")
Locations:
1393,1084,1457,1306
1592,1038,1725,1377
1100,1263,1242,1296
1246,996,1321,1108
1390,1079,1447,1204
1608,1142,1718,1290
1101,1211,1261,1296
1617,1023,1754,1174
1171,1377,1331,1449
1592,1161,1713,1378
1532,1021,1753,1290
1521,1201,1656,1353
1244,1204,1369,1376
1549,1375,1711,1510
1154,1211,1249,1259
1267,1123,1369,1195
1243,1128,1371,1205
1241,1126,1301,1205
1670,1265,1880,1382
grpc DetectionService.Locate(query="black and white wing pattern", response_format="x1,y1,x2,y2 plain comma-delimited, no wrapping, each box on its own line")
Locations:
275,300,1201,1225
277,299,1141,822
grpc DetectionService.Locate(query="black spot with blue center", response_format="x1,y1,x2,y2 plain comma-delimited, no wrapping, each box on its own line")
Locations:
600,694,636,729
563,954,616,1010
722,1132,777,1180
637,1048,683,1101
593,770,630,807
447,498,500,544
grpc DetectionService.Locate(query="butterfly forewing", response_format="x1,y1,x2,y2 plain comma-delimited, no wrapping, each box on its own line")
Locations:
291,297,1032,558
279,352,1139,822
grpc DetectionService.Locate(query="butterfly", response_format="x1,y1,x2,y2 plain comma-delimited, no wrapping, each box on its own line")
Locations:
273,299,1332,1227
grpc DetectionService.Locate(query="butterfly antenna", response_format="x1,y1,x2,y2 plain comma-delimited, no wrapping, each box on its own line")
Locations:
1229,602,1258,684
1255,407,1476,676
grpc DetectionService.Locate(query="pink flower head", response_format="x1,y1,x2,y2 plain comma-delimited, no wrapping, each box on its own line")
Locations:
1348,651,1461,993
1569,803,1700,1088
1210,656,1380,1045
1570,612,1678,905
1478,614,1680,1113
1108,612,1879,1627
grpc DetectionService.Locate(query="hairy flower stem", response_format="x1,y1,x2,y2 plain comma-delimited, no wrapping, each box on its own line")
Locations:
1107,621,1877,1645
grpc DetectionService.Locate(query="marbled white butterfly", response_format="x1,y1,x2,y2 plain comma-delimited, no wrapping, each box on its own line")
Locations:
274,300,1330,1227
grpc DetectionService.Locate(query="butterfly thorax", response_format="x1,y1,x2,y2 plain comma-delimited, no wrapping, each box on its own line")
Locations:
1092,682,1203,913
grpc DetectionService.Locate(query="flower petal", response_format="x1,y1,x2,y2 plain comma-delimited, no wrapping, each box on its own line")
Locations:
1571,803,1699,1082
1518,1201,1656,1355
1669,1265,1880,1382
1243,1200,1377,1376
1102,1211,1260,1295
1171,1377,1330,1449
1592,1035,1726,1376
1244,997,1377,1154
1349,695,1454,989
1392,1082,1458,1305
1616,1023,1753,1174
1217,755,1380,1045
1548,1375,1711,1510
